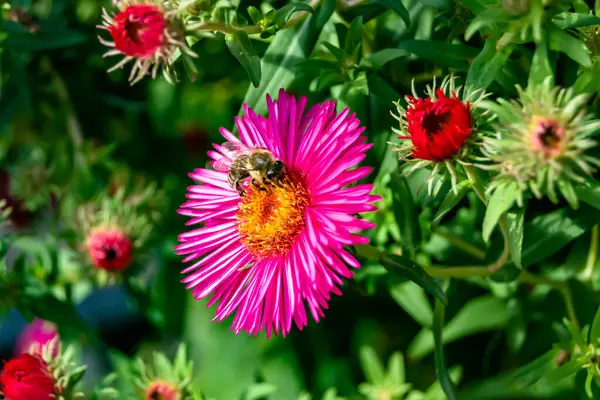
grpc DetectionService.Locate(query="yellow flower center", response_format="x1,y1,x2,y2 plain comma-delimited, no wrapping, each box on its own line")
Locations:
236,173,311,260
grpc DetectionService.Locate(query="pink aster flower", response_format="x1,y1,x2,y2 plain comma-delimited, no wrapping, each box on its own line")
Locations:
176,89,379,337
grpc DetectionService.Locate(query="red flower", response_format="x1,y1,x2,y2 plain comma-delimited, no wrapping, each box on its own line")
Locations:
401,89,472,161
86,227,133,272
0,354,55,400
145,381,180,400
108,4,167,59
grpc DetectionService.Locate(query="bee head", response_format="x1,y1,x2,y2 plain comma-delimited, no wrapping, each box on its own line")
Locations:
267,160,285,180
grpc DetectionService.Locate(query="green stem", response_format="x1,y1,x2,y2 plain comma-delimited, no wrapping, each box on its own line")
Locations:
463,164,511,273
582,224,599,282
463,164,488,206
354,244,579,327
433,229,486,260
44,58,87,175
518,270,579,328
186,21,262,34
354,244,381,260
489,217,511,272
424,265,492,278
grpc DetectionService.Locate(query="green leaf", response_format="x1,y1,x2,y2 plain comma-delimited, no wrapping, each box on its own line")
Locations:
539,359,581,385
359,346,386,384
373,0,410,27
294,59,340,76
548,23,592,67
408,296,509,359
458,349,563,399
11,237,53,271
386,352,406,386
240,0,335,115
506,299,527,353
521,204,600,267
432,180,471,228
528,40,553,87
397,40,479,69
389,175,420,258
322,388,344,400
590,306,600,343
366,72,400,103
418,0,451,9
323,42,346,61
466,33,513,89
424,366,463,399
345,17,364,54
184,296,266,399
433,301,458,400
153,352,176,383
505,200,526,269
389,282,434,327
482,182,519,243
364,48,408,69
576,183,600,209
552,12,600,29
248,6,263,24
273,3,314,28
464,9,511,39
226,31,262,87
380,253,448,304
244,383,277,400
173,344,188,373
22,290,89,334
565,317,588,350
259,346,304,399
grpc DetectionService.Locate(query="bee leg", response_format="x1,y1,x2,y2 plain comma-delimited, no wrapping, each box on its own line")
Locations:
236,182,245,197
252,179,268,192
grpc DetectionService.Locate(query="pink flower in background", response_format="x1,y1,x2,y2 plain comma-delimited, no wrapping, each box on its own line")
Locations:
14,318,59,357
176,89,379,337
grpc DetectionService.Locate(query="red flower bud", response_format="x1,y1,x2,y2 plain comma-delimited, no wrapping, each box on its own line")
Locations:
98,1,197,84
402,89,472,161
108,4,167,59
86,227,133,272
0,354,55,400
145,380,180,400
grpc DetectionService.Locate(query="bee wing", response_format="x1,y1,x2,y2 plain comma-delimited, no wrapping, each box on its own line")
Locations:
221,141,252,159
212,158,231,172
213,141,253,172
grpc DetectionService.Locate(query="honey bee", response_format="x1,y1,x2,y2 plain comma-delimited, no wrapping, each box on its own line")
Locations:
214,141,285,195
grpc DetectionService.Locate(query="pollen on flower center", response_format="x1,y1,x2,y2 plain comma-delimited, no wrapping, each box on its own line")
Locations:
236,173,311,260
530,117,566,158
